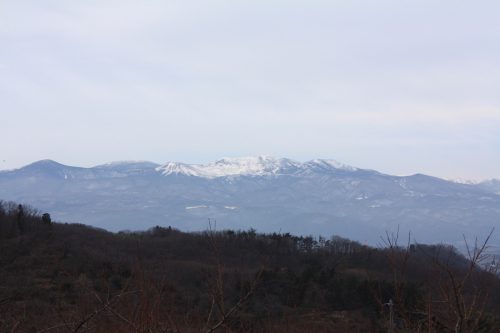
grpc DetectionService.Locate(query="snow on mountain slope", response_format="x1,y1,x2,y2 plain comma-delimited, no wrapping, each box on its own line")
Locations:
204,156,301,177
302,159,358,173
156,162,206,177
449,178,500,195
156,156,355,178
448,178,481,185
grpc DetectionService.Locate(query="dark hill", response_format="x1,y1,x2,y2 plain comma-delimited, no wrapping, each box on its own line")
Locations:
0,201,499,332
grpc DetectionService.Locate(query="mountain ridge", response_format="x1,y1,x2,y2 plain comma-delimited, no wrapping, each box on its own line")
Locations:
0,157,499,249
3,157,498,185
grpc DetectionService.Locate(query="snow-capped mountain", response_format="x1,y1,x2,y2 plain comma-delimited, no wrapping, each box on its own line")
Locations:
0,157,499,248
155,156,353,178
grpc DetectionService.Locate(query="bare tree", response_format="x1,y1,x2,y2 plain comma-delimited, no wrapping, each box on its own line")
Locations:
421,228,495,333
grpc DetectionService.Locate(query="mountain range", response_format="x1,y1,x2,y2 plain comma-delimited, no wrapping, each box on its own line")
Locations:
1,156,499,248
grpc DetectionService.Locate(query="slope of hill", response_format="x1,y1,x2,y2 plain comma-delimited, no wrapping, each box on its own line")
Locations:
1,203,499,332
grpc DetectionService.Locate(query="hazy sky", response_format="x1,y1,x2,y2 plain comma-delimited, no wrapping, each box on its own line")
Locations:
1,0,499,180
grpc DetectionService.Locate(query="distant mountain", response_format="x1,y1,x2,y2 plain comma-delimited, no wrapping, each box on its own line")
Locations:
156,156,356,178
0,157,499,248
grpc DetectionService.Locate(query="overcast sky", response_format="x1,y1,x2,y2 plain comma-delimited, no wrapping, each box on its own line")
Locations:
1,0,499,180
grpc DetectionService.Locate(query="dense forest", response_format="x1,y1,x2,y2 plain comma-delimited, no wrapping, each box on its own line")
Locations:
0,201,499,332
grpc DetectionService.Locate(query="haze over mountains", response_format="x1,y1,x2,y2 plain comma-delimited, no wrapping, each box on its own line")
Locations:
0,156,499,248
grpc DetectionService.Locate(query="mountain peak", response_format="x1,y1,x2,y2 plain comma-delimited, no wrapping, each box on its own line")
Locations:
30,159,61,165
156,157,295,178
156,156,356,178
22,159,67,170
8,159,83,179
211,156,301,175
156,162,201,177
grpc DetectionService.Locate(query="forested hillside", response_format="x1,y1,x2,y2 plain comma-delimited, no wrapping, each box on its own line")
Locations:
1,201,499,332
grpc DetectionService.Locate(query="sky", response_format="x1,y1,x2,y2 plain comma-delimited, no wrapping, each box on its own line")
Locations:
1,0,499,180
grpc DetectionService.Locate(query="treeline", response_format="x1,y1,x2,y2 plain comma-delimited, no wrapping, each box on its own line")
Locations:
0,201,499,332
